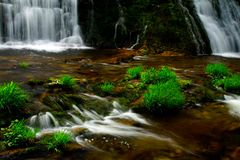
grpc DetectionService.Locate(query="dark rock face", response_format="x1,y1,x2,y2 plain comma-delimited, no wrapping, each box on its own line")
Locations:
78,0,212,55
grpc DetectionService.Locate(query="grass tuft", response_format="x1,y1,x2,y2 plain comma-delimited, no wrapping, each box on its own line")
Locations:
140,67,158,84
18,61,30,69
0,82,29,113
144,80,184,111
223,74,240,92
41,131,72,152
127,66,144,79
58,75,77,89
100,82,114,93
205,63,230,79
2,120,35,147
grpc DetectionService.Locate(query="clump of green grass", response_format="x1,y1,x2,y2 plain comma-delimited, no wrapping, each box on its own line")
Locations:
140,66,177,84
100,82,114,93
127,66,144,79
18,61,30,69
205,63,240,93
0,82,29,113
58,75,77,89
144,80,185,111
41,131,72,152
222,74,240,92
205,63,230,79
158,66,177,83
140,67,158,84
1,120,36,147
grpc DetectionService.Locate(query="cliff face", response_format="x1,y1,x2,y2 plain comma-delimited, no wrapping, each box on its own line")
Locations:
78,0,211,55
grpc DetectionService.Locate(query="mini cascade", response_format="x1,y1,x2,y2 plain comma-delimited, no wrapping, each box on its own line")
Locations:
0,0,85,51
194,0,240,57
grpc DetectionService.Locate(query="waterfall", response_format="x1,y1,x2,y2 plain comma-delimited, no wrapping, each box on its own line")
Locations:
0,0,85,51
194,0,240,57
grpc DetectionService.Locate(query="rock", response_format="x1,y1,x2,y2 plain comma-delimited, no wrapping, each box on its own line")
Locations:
71,126,87,136
65,143,83,152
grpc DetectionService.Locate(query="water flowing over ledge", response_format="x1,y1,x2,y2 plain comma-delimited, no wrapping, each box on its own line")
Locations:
194,0,240,57
27,95,182,151
0,0,86,52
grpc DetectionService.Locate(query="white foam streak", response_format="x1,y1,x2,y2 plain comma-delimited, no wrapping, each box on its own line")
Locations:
222,95,240,118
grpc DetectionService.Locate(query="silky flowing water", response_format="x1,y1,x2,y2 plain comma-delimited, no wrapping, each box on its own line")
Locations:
0,0,86,51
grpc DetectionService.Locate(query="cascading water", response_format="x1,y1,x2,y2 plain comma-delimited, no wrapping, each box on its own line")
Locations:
0,0,86,51
29,99,177,150
194,0,240,57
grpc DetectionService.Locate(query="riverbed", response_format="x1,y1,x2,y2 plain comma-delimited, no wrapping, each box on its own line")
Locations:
1,49,240,160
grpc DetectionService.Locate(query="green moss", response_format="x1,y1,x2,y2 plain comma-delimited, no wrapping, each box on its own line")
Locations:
144,80,185,111
0,82,29,113
1,120,35,147
41,131,72,152
179,79,192,89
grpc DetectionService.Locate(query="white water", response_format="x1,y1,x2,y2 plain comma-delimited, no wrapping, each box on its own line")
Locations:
0,0,86,52
29,100,175,147
194,0,240,57
222,95,240,118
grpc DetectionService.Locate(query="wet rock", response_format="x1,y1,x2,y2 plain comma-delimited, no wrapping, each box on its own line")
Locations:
26,101,51,114
77,94,113,116
71,126,87,136
65,143,83,152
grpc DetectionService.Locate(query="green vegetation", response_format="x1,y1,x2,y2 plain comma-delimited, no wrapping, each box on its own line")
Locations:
222,74,240,92
1,120,35,147
144,80,185,111
0,82,29,113
205,63,230,79
41,131,72,152
140,67,158,84
100,82,114,93
179,79,192,89
58,75,77,89
127,66,144,79
158,66,177,83
140,66,177,84
205,63,240,93
18,61,30,69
